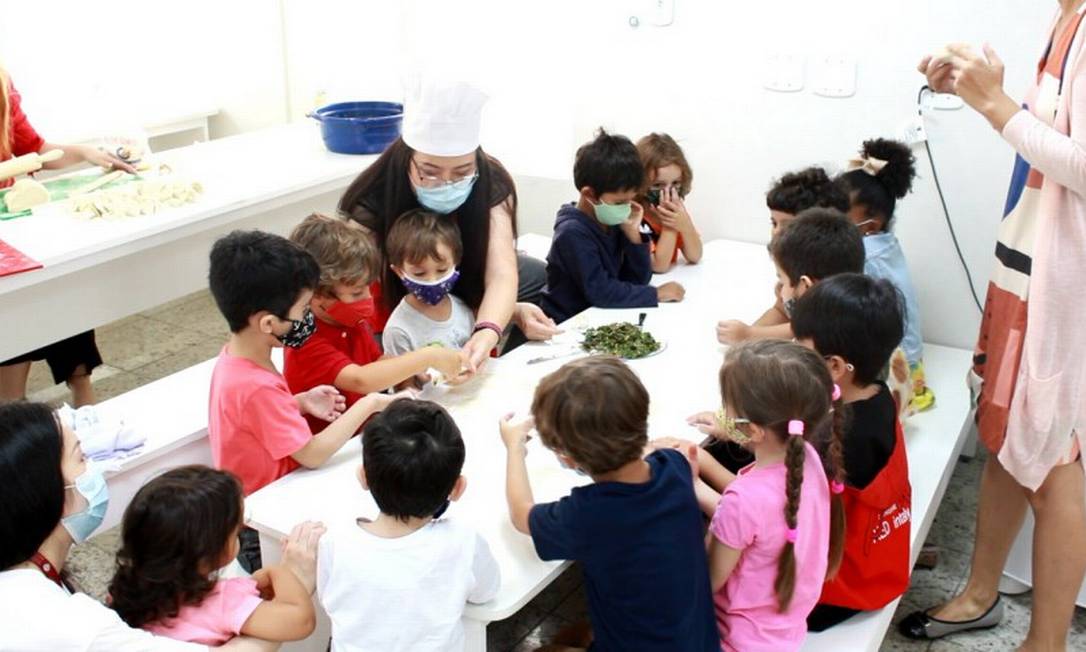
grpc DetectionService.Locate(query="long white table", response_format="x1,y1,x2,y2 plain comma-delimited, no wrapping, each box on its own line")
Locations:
244,238,976,652
0,122,374,361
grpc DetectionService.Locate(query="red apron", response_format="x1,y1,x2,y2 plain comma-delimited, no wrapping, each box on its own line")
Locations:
819,418,912,610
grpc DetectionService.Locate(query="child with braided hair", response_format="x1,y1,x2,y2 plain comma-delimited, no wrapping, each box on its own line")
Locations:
663,340,847,651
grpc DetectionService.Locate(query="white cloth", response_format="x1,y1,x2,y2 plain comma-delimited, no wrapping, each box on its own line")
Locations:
382,296,475,356
401,77,488,157
57,403,145,461
0,569,206,652
317,518,500,652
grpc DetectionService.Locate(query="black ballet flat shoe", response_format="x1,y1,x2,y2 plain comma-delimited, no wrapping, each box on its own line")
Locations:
897,597,1003,640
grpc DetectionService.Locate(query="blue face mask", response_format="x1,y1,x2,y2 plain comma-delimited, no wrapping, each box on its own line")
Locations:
62,467,109,543
401,269,460,306
414,175,478,214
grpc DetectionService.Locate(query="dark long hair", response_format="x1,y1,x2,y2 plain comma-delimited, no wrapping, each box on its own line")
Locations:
338,137,518,312
0,401,65,570
109,465,244,628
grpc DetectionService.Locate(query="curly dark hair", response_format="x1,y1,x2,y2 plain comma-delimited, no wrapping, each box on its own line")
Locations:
109,465,244,628
837,138,917,229
766,166,850,215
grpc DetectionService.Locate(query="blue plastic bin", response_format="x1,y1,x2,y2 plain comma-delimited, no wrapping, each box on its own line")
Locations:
308,101,403,155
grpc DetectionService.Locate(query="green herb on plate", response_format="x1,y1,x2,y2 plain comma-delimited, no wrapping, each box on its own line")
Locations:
581,322,661,359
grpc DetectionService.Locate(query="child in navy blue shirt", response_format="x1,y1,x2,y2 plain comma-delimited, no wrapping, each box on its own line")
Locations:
541,129,685,323
499,357,718,651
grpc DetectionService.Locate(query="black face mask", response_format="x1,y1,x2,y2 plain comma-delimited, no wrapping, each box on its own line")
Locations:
645,188,662,206
276,308,316,349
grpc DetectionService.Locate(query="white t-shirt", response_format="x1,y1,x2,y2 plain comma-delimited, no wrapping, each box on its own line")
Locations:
317,517,500,652
382,296,475,356
0,568,207,652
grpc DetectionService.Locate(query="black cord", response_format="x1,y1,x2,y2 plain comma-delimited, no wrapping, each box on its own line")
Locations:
916,85,984,314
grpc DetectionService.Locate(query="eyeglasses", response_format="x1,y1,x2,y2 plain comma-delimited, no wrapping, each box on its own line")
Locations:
411,159,478,189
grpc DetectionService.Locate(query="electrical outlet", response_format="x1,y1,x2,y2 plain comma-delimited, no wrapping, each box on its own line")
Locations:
902,116,927,144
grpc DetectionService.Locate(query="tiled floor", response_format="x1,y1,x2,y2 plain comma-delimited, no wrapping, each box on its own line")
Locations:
30,289,1086,651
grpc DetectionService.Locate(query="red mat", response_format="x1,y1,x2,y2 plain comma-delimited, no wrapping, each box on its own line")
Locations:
0,239,42,277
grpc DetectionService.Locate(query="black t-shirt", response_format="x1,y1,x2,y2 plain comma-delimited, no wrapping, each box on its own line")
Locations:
844,382,897,490
528,449,720,651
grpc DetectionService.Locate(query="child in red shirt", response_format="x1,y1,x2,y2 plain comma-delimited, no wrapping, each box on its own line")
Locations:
284,214,466,431
208,229,404,571
634,133,702,272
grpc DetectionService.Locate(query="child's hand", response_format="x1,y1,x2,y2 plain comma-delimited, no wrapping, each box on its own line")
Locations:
298,385,346,422
656,188,694,233
656,281,685,303
716,319,750,344
619,201,645,243
281,520,326,594
514,302,561,341
499,413,533,452
649,437,702,475
429,347,471,384
688,411,724,437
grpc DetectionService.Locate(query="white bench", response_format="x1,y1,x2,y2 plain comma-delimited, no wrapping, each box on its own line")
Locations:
800,344,974,652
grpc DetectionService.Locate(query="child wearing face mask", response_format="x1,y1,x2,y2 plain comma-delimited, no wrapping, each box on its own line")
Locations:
837,138,932,413
716,167,850,345
635,133,703,272
382,210,476,365
284,213,465,413
541,128,685,324
696,340,847,651
109,465,318,645
208,229,401,571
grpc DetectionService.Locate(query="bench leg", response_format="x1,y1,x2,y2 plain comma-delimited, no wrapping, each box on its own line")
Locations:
463,617,488,652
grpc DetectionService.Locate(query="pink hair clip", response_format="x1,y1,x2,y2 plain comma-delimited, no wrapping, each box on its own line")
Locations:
830,480,845,495
785,527,798,543
832,384,842,401
787,419,804,437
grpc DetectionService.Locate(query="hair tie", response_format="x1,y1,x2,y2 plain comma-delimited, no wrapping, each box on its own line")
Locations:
785,527,798,543
846,155,888,177
830,480,845,495
832,384,842,401
787,419,804,437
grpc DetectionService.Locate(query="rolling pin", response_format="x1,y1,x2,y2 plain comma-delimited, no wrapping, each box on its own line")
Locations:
69,169,128,197
0,149,64,183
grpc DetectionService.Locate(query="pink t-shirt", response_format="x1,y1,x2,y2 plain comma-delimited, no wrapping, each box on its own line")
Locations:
710,442,831,652
144,577,264,645
208,346,311,495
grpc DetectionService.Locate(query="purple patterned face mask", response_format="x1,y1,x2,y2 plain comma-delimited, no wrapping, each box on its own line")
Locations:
401,269,460,306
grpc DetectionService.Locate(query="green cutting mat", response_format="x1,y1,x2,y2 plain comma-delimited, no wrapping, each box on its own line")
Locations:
0,172,137,220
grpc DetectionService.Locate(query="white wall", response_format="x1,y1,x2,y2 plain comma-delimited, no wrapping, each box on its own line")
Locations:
0,0,287,142
0,0,1056,350
379,0,1052,351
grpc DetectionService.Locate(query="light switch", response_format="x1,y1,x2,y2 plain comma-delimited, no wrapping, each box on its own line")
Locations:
811,55,857,98
763,53,805,93
650,0,675,26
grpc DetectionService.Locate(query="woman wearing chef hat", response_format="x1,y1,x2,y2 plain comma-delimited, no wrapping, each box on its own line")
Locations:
339,78,556,373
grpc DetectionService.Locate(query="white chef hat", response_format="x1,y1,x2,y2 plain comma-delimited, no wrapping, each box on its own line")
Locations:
401,76,489,157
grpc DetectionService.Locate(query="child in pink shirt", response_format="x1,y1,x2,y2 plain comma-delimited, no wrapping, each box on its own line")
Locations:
108,466,319,645
692,340,847,651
